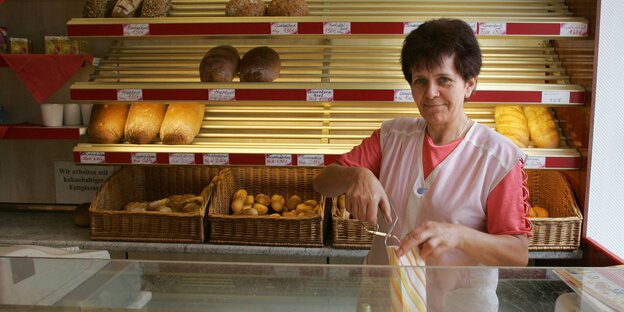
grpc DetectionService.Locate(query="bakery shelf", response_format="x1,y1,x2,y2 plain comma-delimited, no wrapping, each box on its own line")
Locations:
67,0,587,38
0,125,85,140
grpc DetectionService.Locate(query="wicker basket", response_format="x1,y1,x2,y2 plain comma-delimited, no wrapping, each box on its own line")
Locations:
208,167,326,247
527,170,582,251
331,197,375,249
89,166,220,243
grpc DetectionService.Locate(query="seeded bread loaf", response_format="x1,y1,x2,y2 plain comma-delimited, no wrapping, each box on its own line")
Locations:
239,46,281,82
266,0,308,16
82,0,116,17
140,0,171,17
87,104,130,143
199,45,240,82
111,0,144,17
124,103,167,144
160,103,206,145
225,0,266,16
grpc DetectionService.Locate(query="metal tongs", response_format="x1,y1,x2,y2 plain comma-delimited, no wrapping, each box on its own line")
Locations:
363,203,401,245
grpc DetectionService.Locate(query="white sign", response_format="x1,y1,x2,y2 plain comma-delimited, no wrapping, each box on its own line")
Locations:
203,153,229,165
467,22,478,34
80,152,105,164
117,89,143,101
394,89,414,102
169,153,195,165
209,89,235,101
403,22,422,34
54,161,118,204
525,156,546,169
271,22,298,35
542,91,570,104
123,24,150,36
478,22,507,35
131,152,157,164
306,89,334,101
560,23,588,36
297,154,324,167
323,22,351,34
266,154,292,166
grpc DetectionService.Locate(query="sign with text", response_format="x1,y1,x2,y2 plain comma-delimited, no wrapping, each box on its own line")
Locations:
297,154,324,167
478,22,507,35
265,154,292,166
54,161,118,204
209,89,235,101
271,22,298,35
123,24,150,36
131,152,157,164
117,89,143,101
203,153,229,165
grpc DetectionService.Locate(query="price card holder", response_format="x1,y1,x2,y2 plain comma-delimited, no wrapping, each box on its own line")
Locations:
542,91,571,104
478,22,507,35
266,154,292,166
117,89,143,101
203,153,229,165
271,22,298,35
323,22,351,34
80,152,105,164
306,89,334,102
560,23,588,36
123,24,150,36
403,22,422,34
394,89,414,102
525,156,546,169
169,153,195,165
131,152,157,164
297,154,324,167
209,89,235,101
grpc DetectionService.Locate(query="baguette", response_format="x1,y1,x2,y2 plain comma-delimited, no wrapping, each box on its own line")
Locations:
239,46,281,82
199,45,240,82
124,103,167,144
160,103,205,145
494,105,529,148
87,104,130,143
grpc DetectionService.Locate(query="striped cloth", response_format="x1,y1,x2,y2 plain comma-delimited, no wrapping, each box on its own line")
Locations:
387,246,427,312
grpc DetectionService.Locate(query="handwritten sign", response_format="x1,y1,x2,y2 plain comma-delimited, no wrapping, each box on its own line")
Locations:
203,153,229,165
169,153,195,165
297,155,324,167
306,89,334,101
479,22,507,36
560,23,588,36
394,89,414,102
131,152,157,164
266,154,292,166
54,161,117,204
117,89,143,101
80,152,105,164
209,89,235,101
403,22,422,34
525,156,546,169
323,22,351,34
123,24,150,36
271,22,298,35
542,91,570,104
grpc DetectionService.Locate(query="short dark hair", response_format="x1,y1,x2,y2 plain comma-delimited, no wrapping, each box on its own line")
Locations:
401,18,482,83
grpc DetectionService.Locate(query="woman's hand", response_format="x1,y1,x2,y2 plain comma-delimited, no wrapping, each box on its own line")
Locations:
397,221,463,259
344,167,391,224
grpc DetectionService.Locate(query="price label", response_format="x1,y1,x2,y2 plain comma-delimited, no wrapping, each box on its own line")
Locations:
403,22,422,34
203,153,229,165
169,153,195,165
525,156,546,169
467,22,478,34
131,152,156,164
323,22,351,34
92,57,102,67
80,152,105,164
123,24,150,36
209,89,235,101
542,91,570,104
306,89,334,101
271,22,298,35
117,89,143,101
297,155,324,167
394,89,414,102
265,154,292,166
478,22,507,35
560,23,588,36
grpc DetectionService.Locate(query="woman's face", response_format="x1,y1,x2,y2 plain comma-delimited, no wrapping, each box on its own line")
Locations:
410,55,477,126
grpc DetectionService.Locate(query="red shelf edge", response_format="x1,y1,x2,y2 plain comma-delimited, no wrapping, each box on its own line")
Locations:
1,126,82,140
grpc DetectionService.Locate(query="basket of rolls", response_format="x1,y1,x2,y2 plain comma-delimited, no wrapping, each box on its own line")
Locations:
526,170,582,250
331,195,375,249
207,167,326,247
89,166,220,243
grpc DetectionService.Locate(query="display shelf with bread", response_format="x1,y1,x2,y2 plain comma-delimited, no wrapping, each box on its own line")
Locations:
67,0,588,38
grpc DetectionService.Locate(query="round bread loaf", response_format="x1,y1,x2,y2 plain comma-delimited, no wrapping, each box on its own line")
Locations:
199,45,240,82
239,46,281,82
225,0,266,16
266,0,308,16
83,0,116,17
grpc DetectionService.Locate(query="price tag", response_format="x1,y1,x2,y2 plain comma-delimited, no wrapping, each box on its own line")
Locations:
560,23,588,36
394,89,414,102
467,22,478,34
203,153,229,165
403,22,422,34
271,22,298,35
131,152,156,164
542,91,570,104
265,154,292,166
306,89,334,101
297,155,324,167
209,89,235,101
123,24,150,36
80,152,105,164
169,153,195,165
92,57,101,67
478,22,507,35
323,22,351,34
117,89,143,101
525,156,546,169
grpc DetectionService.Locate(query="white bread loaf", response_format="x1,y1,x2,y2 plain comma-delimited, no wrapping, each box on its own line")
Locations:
124,103,167,144
240,46,280,82
199,45,240,82
160,103,205,145
87,104,130,143
523,106,560,148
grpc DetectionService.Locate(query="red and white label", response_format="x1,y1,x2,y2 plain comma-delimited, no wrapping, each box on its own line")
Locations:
203,153,229,165
560,23,588,37
271,22,298,35
297,154,324,167
323,22,351,34
525,156,546,169
131,152,156,164
394,89,414,102
209,89,235,101
80,152,105,164
117,89,143,101
169,153,195,165
478,22,507,35
403,22,422,34
541,91,570,104
265,154,292,166
123,24,150,36
306,89,334,101
467,22,478,34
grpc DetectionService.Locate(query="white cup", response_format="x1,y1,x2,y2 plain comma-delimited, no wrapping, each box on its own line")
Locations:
80,103,93,126
63,103,81,126
40,103,64,127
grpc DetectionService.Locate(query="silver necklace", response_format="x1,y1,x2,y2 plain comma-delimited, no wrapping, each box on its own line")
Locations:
455,117,472,140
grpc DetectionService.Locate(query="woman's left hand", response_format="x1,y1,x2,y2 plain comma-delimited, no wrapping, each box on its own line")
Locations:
396,221,465,260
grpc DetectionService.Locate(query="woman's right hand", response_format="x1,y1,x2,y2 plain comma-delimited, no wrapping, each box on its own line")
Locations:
344,167,392,224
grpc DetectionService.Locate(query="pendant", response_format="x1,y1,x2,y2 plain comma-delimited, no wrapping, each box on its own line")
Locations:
416,187,427,195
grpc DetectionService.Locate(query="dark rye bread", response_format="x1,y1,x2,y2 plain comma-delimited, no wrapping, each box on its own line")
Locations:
140,0,171,17
199,45,240,82
266,0,308,16
82,0,116,17
225,0,266,16
239,46,281,82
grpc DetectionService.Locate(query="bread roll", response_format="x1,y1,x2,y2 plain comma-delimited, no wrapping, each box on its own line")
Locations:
124,103,167,144
240,46,281,82
83,0,116,17
87,104,130,143
160,103,205,145
494,105,529,148
225,0,266,16
140,0,171,17
111,0,143,17
266,0,308,16
523,106,560,148
199,45,240,82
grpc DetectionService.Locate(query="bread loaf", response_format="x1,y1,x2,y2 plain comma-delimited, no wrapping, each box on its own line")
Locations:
83,0,116,17
225,0,266,16
199,45,240,82
494,106,529,148
240,46,281,82
111,0,143,17
523,106,560,148
124,103,167,144
140,0,171,17
160,103,205,145
87,104,130,143
266,0,308,16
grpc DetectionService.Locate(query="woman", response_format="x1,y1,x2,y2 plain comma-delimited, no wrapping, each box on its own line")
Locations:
313,18,532,311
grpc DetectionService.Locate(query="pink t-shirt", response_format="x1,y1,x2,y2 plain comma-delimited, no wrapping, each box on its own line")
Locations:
338,129,532,236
